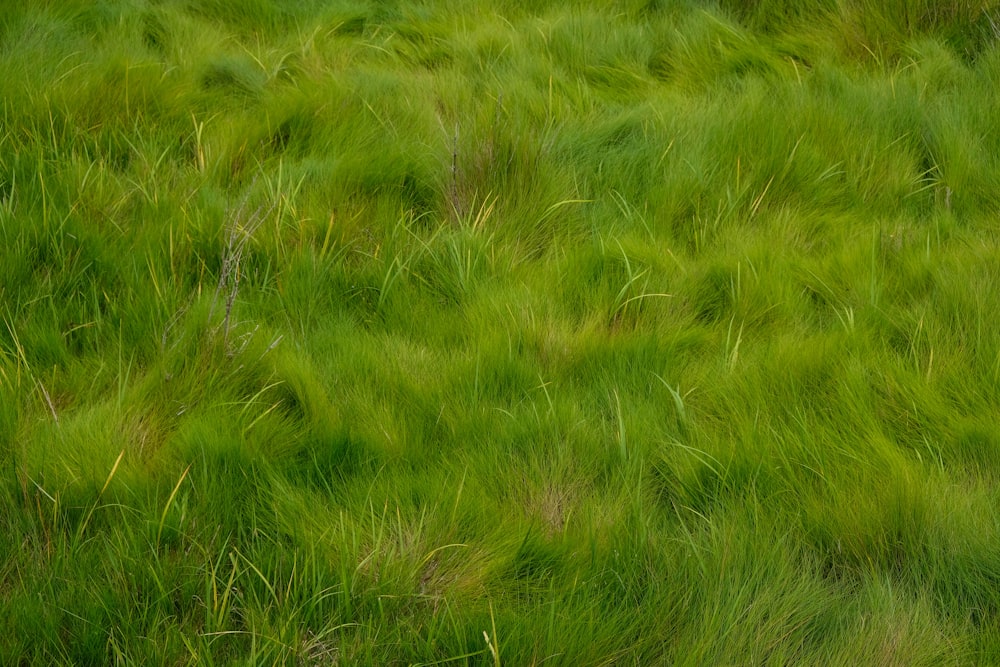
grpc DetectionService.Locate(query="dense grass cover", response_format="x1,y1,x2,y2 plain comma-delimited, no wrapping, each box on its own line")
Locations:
3,0,1000,663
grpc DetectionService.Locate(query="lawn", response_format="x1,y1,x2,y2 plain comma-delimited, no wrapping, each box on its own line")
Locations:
2,0,1000,664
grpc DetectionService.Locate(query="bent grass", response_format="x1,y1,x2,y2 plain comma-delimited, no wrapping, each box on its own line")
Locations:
2,0,1000,664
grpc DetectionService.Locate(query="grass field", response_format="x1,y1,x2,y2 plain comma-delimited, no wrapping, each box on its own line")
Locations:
3,0,1000,663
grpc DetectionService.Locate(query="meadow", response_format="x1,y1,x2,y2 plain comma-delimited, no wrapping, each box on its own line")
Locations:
2,0,1000,663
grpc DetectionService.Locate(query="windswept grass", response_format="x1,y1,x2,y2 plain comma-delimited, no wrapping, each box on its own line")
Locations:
2,0,1000,663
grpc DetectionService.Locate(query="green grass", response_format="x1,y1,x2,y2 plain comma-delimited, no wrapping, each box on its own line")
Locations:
3,0,1000,663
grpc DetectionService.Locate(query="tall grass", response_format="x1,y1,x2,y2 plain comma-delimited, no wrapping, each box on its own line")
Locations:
2,0,1000,663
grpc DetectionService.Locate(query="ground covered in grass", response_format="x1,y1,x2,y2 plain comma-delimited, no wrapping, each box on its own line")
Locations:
2,0,1000,663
